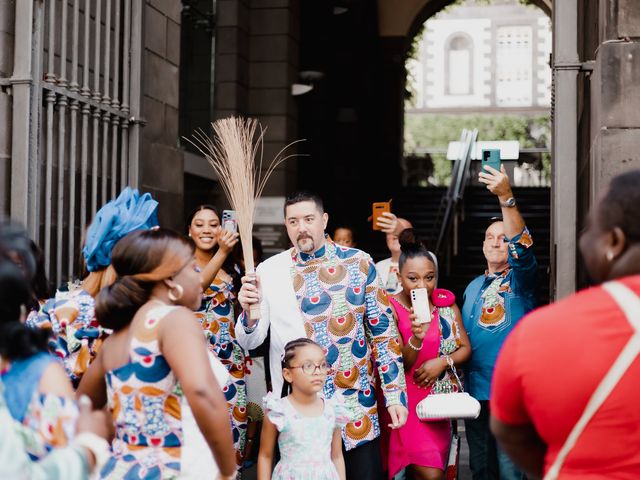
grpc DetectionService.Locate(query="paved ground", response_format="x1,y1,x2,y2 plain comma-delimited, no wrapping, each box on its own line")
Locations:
242,424,474,479
458,424,473,480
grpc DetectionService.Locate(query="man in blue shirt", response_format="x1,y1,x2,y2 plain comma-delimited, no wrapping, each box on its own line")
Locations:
462,165,537,480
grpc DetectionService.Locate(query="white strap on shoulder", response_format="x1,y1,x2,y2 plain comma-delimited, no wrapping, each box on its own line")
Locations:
147,304,180,317
544,281,640,480
143,304,181,329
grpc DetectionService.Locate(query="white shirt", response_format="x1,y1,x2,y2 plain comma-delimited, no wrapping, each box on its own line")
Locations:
234,250,306,397
375,257,402,294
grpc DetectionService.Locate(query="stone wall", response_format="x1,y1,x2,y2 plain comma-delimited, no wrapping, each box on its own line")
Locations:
139,0,184,230
589,0,640,198
574,0,640,287
215,0,300,197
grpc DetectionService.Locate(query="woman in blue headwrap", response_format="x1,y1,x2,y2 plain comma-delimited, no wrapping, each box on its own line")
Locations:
27,188,159,386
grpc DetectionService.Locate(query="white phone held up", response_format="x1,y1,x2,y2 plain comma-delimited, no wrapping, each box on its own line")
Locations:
410,288,432,324
222,210,238,233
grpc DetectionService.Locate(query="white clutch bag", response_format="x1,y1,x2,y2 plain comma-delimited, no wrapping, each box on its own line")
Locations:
416,391,480,421
416,356,480,421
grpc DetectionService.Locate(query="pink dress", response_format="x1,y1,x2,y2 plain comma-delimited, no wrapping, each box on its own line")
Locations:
386,290,461,477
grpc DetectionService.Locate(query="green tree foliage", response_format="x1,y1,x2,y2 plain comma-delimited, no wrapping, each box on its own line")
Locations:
404,113,551,185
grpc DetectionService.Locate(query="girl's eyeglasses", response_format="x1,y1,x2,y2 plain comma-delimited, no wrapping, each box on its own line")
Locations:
289,361,329,375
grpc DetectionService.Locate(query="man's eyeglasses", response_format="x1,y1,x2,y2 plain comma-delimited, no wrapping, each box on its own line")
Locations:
288,361,329,375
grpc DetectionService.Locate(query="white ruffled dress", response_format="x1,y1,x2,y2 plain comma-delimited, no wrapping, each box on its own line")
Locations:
263,392,350,480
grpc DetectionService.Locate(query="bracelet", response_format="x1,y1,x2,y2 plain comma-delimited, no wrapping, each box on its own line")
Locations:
407,336,422,351
74,432,111,473
444,355,454,368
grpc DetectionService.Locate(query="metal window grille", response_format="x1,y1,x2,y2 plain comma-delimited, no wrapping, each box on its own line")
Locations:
8,0,143,288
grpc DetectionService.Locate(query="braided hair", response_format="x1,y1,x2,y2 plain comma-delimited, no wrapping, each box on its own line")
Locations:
280,337,322,397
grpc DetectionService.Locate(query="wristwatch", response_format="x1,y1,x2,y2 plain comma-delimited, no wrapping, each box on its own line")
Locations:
500,197,517,208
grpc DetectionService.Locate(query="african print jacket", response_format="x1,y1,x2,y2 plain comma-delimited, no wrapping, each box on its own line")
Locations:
236,240,407,450
461,226,537,400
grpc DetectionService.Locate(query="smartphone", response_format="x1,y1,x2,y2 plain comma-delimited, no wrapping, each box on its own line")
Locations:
481,149,501,173
410,288,432,324
372,201,391,231
222,210,238,233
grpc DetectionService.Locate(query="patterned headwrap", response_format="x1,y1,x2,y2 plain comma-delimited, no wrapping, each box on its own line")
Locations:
82,187,159,272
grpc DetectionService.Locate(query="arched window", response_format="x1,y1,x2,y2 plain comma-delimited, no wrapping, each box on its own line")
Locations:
446,34,473,95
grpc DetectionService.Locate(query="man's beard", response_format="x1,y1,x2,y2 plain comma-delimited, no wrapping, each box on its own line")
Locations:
296,236,315,253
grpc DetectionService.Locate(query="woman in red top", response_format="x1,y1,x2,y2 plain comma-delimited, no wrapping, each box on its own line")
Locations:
382,230,470,480
491,170,640,479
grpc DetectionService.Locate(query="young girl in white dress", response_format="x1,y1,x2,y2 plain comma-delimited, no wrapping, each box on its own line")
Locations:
257,338,348,480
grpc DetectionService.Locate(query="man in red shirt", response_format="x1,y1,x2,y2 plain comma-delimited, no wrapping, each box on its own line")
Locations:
490,170,640,479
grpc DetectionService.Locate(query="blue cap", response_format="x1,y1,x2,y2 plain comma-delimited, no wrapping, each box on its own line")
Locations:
82,187,159,272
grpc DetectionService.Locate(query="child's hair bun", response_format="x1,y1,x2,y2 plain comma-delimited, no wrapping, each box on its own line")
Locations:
398,228,424,254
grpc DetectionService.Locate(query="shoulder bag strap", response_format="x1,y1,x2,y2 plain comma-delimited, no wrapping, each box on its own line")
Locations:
544,281,640,480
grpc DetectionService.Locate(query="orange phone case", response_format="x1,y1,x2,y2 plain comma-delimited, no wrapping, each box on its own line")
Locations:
372,202,391,230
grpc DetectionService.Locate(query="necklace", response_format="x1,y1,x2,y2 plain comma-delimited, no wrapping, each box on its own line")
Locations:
393,294,412,312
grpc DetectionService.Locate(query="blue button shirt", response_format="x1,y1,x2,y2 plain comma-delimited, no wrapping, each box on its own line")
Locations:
462,227,537,400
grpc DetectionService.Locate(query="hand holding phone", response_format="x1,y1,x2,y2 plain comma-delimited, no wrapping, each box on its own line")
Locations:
481,149,501,173
478,149,514,198
410,288,432,324
372,201,392,231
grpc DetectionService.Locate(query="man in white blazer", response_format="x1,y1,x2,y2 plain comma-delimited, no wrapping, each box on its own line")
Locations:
236,192,408,479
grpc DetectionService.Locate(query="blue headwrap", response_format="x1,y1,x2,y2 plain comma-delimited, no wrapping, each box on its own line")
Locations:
82,187,159,272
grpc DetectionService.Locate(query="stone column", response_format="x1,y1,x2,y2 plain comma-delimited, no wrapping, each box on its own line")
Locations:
0,1,13,216
213,0,300,195
589,0,640,198
139,0,184,229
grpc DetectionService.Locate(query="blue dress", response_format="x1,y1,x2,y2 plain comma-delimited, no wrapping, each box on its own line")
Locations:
263,392,350,480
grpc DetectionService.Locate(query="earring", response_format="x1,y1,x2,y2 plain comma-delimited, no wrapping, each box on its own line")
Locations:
606,251,614,262
188,233,192,238
168,284,184,303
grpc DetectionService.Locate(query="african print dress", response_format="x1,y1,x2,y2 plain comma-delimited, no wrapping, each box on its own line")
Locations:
195,277,247,466
26,287,108,387
100,305,185,479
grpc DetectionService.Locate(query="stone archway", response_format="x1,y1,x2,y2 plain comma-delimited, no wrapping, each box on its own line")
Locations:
378,0,551,47
375,0,553,177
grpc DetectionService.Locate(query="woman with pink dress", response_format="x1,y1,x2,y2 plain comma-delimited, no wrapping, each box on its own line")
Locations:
385,229,471,480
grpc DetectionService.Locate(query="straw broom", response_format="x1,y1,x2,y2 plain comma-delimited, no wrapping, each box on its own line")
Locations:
187,117,302,320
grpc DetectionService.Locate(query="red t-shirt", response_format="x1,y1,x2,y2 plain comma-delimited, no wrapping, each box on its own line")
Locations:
491,275,640,479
